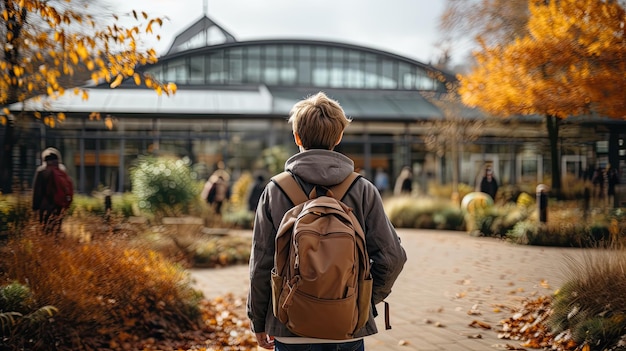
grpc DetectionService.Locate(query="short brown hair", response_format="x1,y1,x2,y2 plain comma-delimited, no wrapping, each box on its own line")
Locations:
288,92,351,150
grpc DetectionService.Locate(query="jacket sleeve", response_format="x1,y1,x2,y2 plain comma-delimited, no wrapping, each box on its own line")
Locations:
359,181,407,305
246,186,276,333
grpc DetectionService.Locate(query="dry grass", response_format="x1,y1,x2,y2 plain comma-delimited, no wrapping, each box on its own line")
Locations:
548,248,626,349
1,219,203,350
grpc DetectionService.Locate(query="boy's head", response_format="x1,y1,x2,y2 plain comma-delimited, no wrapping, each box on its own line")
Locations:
288,92,351,150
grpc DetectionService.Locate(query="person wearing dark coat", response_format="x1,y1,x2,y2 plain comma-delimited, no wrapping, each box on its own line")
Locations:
480,167,499,201
247,175,266,212
32,147,69,235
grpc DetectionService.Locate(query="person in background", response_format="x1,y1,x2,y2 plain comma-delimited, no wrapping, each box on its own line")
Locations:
248,174,266,212
201,161,231,215
393,166,413,196
374,167,390,195
592,166,605,199
479,167,499,201
607,164,619,206
32,147,69,235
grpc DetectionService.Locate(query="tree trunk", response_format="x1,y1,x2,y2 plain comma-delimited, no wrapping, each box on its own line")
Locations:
546,114,561,196
450,139,460,204
0,3,28,194
0,120,15,194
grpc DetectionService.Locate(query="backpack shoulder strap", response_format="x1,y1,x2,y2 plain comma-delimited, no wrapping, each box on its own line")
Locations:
273,171,362,204
272,171,309,206
329,172,362,200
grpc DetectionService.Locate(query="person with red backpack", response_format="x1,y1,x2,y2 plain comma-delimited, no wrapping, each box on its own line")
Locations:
247,92,406,350
32,147,74,236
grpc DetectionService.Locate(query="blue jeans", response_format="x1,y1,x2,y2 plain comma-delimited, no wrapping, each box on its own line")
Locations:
274,339,364,351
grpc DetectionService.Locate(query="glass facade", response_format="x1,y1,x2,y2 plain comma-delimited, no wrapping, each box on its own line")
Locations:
145,42,444,92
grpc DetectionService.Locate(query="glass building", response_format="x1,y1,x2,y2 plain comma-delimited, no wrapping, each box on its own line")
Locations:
3,15,617,195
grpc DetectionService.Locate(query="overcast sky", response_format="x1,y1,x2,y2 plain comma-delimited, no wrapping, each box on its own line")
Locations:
111,0,470,65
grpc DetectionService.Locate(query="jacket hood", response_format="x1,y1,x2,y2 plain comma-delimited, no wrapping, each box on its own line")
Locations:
41,147,62,163
284,149,354,186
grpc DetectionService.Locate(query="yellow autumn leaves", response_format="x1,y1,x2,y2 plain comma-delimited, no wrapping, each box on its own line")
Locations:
0,0,177,128
459,0,626,120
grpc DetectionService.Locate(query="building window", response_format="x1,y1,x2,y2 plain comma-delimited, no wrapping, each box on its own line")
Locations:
245,46,261,83
279,45,296,85
346,50,364,88
364,54,378,88
297,45,312,86
207,52,226,84
146,66,163,81
312,47,329,87
189,56,205,84
381,59,397,89
327,48,342,88
416,74,435,90
165,58,188,84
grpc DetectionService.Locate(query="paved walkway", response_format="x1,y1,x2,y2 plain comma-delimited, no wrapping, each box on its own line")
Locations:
190,229,590,350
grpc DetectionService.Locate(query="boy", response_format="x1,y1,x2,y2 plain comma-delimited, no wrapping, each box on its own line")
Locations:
247,92,406,351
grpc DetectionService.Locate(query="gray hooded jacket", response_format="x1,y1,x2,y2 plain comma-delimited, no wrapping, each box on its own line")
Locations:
247,149,407,339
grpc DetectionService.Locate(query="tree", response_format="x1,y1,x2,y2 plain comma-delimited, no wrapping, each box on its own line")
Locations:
0,0,176,193
421,88,485,201
438,0,530,66
459,0,626,194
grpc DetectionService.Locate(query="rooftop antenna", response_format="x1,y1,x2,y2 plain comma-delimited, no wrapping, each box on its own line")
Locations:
203,0,208,46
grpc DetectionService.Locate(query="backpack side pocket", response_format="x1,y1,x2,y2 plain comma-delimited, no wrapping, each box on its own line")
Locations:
356,276,372,330
271,269,283,318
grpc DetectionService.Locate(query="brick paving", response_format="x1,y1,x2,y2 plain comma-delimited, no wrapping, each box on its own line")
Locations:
190,229,590,350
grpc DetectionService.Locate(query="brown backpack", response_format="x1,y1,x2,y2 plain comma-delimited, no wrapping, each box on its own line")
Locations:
270,171,372,340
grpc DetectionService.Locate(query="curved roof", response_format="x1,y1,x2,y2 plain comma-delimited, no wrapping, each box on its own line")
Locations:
141,38,455,93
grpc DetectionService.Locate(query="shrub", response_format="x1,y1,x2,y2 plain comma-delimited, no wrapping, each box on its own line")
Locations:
70,194,106,216
0,193,31,238
506,220,539,245
548,250,626,350
1,230,203,350
130,156,202,219
472,203,532,237
111,192,139,218
221,171,257,228
229,172,253,212
560,173,589,200
427,182,474,201
192,235,252,268
261,146,291,175
57,193,138,222
136,225,252,268
0,282,58,350
433,207,466,231
222,209,255,229
385,196,465,230
506,209,621,248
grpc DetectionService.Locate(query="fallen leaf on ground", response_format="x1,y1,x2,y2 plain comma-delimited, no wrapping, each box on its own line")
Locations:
469,320,492,329
468,304,482,315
